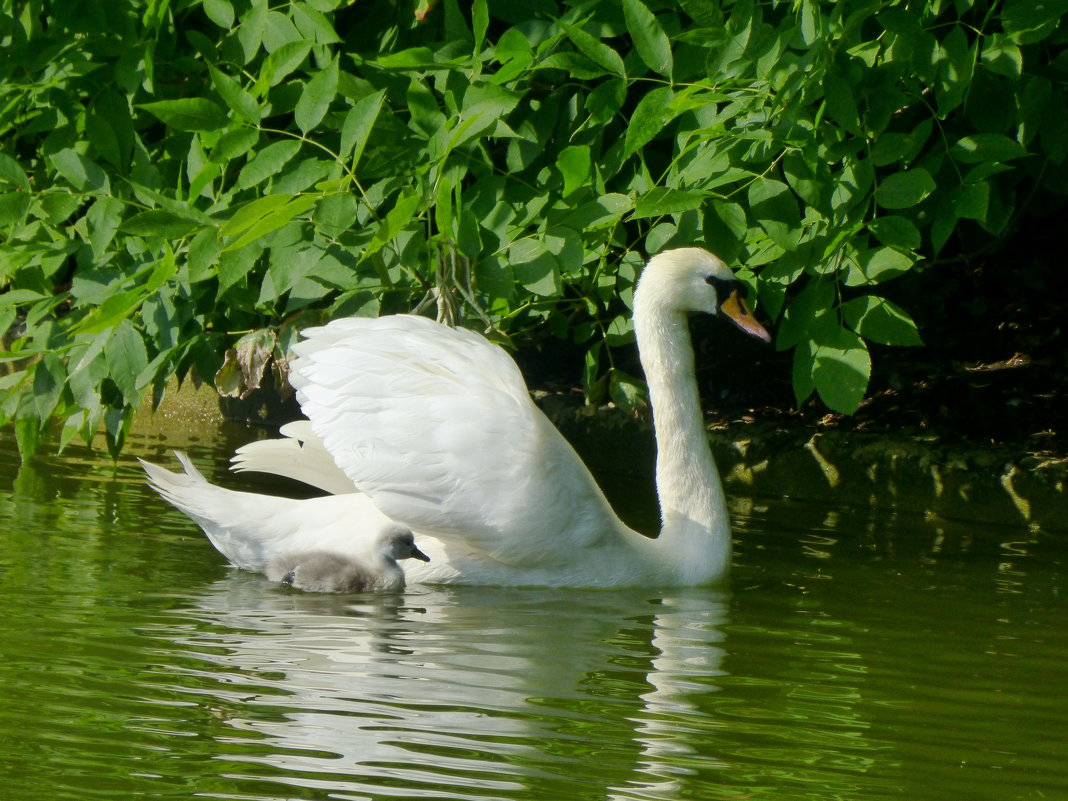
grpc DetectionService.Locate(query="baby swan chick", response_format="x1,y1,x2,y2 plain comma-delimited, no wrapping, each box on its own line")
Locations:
266,527,431,593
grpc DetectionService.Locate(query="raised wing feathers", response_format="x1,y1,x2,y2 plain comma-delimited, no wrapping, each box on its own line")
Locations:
289,315,624,564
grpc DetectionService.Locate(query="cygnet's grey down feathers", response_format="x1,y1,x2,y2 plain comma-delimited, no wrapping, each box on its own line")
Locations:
267,527,430,593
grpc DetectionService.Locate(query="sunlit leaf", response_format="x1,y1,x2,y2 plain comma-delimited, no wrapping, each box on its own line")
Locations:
556,145,591,197
341,89,386,166
295,56,339,133
874,168,935,209
138,98,228,131
842,295,923,346
623,0,673,77
812,326,871,413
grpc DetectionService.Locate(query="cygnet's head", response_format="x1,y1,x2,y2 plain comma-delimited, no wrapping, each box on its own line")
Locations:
378,526,431,563
634,247,770,342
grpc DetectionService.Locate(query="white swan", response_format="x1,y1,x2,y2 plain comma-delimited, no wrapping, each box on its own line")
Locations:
266,529,431,593
142,247,769,587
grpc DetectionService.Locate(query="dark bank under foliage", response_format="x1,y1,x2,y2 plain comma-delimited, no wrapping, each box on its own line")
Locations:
1,0,1066,457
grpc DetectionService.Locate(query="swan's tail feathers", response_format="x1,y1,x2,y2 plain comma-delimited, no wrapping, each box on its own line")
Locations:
139,452,214,519
139,453,297,571
230,421,357,496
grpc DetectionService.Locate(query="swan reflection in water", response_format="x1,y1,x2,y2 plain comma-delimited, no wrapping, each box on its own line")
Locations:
147,577,739,798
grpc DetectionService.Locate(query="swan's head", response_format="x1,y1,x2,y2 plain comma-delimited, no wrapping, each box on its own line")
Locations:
378,527,431,563
635,247,770,342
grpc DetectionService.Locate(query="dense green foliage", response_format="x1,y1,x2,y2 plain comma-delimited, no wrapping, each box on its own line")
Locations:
1,0,1066,456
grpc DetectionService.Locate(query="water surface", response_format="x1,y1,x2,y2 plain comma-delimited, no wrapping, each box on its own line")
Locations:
1,431,1065,800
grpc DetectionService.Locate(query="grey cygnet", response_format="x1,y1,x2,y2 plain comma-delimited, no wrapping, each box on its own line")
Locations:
266,527,430,593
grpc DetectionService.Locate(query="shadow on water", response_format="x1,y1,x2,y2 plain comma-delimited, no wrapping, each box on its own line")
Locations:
1,432,1066,801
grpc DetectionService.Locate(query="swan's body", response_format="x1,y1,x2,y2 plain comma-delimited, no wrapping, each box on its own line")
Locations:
266,529,430,593
143,247,769,587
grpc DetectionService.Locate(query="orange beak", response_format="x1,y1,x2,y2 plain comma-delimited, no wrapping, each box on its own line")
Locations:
720,290,771,343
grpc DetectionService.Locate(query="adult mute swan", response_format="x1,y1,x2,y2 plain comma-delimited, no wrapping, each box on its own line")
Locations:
142,247,770,587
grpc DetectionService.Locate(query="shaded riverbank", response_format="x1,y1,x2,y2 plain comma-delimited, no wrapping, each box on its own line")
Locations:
132,381,1068,534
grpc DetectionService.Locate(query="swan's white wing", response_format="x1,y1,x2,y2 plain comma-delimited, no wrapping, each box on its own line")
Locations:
289,314,626,566
231,421,358,495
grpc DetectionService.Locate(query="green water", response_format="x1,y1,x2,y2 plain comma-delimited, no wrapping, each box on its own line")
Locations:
1,429,1066,801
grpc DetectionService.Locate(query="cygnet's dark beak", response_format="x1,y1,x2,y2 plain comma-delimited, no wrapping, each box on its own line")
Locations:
409,545,431,562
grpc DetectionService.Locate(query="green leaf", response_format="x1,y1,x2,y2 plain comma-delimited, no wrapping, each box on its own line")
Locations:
187,227,222,281
261,40,313,86
340,89,386,166
783,151,826,211
823,66,860,134
949,133,1027,164
608,368,647,414
842,295,923,346
314,193,358,237
238,0,267,63
776,279,835,350
363,191,422,258
560,21,626,78
440,89,520,154
209,66,261,124
632,187,706,219
224,195,320,251
556,145,591,197
203,0,235,28
50,149,110,193
1001,0,1068,43
85,112,122,167
237,140,302,190
83,196,122,258
264,243,324,302
220,194,294,237
868,216,921,250
120,209,200,238
703,199,746,263
218,241,263,291
0,192,30,226
295,56,339,133
0,289,49,308
980,34,1023,77
845,246,915,286
748,178,801,250
625,86,676,156
472,0,489,56
813,326,871,414
105,319,149,405
537,52,612,80
377,47,437,69
561,193,633,230
937,24,974,117
874,168,935,209
77,290,144,333
509,239,561,297
210,127,259,162
32,352,66,423
292,4,342,44
623,0,673,77
138,98,229,131
0,154,30,189
952,180,990,222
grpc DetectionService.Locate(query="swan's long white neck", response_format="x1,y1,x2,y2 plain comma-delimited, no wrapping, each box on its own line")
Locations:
633,298,730,583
